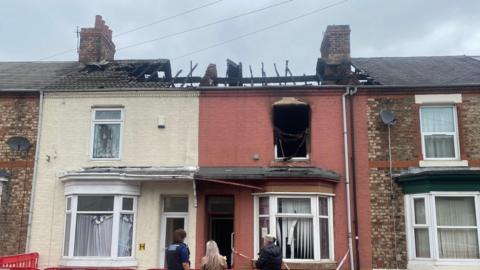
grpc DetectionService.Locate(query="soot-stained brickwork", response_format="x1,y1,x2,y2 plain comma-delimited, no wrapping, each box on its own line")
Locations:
0,93,38,255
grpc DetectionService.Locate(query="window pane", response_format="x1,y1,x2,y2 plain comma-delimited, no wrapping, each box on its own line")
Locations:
438,229,479,259
66,197,71,211
259,217,269,249
118,214,134,257
278,198,311,214
77,196,114,211
164,197,188,212
95,110,122,120
414,198,426,224
64,213,71,256
436,197,476,226
122,198,133,211
421,107,455,132
259,197,269,215
165,218,185,249
93,124,121,158
414,228,430,258
320,218,329,259
319,197,328,216
276,217,313,259
74,214,113,256
207,196,233,214
425,135,455,158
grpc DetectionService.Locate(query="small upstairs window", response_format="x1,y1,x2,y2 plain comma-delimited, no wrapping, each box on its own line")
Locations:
273,98,310,161
420,106,459,160
91,108,124,159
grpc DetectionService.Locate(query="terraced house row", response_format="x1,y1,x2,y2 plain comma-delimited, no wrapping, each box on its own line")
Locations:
1,15,480,270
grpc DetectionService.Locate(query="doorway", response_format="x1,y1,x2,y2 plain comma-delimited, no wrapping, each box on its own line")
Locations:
207,196,234,268
159,196,189,268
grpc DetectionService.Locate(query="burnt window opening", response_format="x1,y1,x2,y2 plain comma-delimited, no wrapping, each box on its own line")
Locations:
273,102,310,161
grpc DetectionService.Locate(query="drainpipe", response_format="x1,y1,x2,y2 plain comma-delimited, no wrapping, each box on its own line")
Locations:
25,90,44,252
348,88,360,270
342,86,356,270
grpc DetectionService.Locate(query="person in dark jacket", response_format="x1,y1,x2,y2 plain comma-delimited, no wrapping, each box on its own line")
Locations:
166,229,190,270
255,234,283,270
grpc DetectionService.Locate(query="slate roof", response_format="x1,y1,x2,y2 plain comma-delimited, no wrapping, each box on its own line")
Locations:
352,55,480,86
0,61,80,91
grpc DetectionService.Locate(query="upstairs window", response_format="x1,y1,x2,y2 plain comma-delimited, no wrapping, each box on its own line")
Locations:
273,98,310,161
91,108,123,159
420,106,459,160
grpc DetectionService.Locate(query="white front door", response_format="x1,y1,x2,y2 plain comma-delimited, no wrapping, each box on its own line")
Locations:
159,196,189,268
159,215,188,267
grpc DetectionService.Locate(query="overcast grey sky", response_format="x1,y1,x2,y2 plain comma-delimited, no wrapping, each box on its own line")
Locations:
1,0,479,76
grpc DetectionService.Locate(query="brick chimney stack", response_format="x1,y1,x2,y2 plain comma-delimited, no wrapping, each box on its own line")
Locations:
78,15,115,63
320,25,350,65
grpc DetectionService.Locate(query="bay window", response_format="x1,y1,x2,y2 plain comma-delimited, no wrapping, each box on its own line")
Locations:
407,193,480,262
254,195,333,261
63,195,136,258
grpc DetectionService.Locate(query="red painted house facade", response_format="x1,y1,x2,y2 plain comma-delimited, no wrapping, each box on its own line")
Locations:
197,87,358,270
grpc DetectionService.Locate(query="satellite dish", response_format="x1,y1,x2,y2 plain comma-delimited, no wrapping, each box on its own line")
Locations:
6,136,31,151
380,110,396,125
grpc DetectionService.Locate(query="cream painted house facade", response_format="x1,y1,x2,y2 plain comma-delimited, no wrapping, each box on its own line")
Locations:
28,90,199,270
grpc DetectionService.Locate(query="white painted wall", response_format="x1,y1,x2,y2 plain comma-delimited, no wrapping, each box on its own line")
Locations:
29,91,199,269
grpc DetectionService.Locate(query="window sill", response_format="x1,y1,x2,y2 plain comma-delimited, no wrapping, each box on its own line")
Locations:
419,160,468,167
409,259,480,269
60,257,137,268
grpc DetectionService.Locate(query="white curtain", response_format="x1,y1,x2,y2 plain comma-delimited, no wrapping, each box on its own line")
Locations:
421,107,454,133
276,199,313,259
425,135,455,158
276,218,313,259
421,107,455,158
436,197,479,259
118,214,134,257
93,124,120,158
278,198,311,214
74,214,113,256
414,228,430,258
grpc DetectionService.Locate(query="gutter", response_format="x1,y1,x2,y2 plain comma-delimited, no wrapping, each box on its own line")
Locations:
341,86,356,270
25,90,44,252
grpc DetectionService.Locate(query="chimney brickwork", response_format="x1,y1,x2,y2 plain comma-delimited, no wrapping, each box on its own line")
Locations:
78,15,115,63
321,25,351,65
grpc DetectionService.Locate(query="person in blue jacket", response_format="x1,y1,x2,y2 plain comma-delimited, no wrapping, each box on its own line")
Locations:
166,229,191,270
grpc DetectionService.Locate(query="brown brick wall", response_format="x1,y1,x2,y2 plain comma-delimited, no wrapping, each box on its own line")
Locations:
0,93,38,256
366,92,480,269
367,96,416,269
462,95,480,160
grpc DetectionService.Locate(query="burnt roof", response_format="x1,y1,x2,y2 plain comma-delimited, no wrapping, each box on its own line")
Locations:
352,55,480,86
0,61,80,91
45,59,173,90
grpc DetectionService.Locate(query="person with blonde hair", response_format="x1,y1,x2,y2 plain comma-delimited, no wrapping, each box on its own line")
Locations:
200,240,227,270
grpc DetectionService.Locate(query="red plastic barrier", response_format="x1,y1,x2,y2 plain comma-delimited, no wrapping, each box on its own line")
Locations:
0,252,39,270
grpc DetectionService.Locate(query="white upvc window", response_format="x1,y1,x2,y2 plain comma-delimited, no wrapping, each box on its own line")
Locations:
91,108,124,160
407,193,480,263
419,106,460,160
63,195,137,258
254,194,334,261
